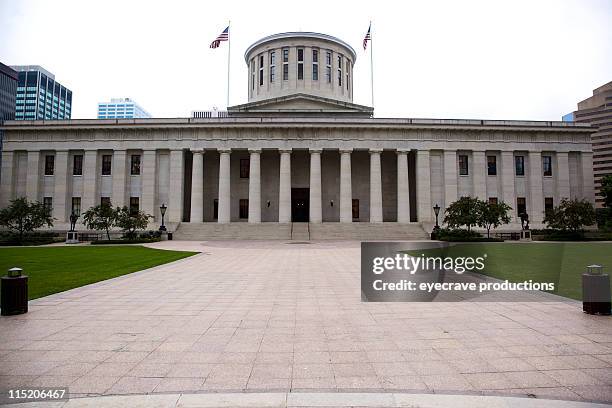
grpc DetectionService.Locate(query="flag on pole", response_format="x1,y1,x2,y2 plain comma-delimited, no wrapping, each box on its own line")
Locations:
210,26,229,49
363,24,371,50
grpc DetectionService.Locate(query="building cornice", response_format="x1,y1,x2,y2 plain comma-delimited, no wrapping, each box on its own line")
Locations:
245,32,357,62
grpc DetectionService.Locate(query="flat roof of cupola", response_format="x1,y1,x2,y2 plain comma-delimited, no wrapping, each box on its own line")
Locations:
244,32,357,63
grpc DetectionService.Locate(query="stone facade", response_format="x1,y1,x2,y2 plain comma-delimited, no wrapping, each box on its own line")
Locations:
0,32,598,236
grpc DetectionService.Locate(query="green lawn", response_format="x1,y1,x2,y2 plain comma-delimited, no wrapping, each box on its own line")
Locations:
408,242,612,301
0,246,198,300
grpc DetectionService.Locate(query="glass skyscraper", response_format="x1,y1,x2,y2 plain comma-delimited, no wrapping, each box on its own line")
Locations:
12,65,72,120
97,98,151,119
0,62,17,121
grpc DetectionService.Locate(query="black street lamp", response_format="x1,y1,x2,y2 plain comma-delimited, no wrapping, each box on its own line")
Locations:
159,203,167,232
432,204,441,239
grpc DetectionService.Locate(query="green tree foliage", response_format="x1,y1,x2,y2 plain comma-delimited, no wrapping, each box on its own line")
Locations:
477,200,512,238
443,196,480,231
115,206,151,239
543,198,596,232
601,175,612,208
0,197,54,243
82,203,117,240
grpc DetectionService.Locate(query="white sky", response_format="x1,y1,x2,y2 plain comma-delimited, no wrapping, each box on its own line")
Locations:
1,0,610,120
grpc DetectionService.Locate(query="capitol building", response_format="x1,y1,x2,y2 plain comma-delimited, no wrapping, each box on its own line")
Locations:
0,32,596,240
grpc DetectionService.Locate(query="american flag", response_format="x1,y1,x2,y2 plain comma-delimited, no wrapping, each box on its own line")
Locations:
363,24,371,50
210,26,229,49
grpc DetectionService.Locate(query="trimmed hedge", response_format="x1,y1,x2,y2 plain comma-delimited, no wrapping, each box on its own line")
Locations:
91,237,162,245
0,231,63,246
433,228,504,242
531,228,612,241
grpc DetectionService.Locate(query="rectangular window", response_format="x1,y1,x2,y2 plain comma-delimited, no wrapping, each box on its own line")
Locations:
352,199,359,219
458,155,469,176
269,51,276,83
543,155,552,177
337,55,342,86
488,197,498,205
213,199,218,219
239,199,249,219
515,155,525,176
312,50,319,81
544,197,554,215
44,155,55,175
346,61,350,91
297,48,304,80
258,55,264,86
101,155,112,175
43,196,53,211
251,60,255,91
517,197,526,216
101,196,111,207
130,155,141,175
240,158,250,178
129,197,139,215
326,51,332,83
487,155,497,176
71,197,81,216
72,154,83,176
282,49,289,81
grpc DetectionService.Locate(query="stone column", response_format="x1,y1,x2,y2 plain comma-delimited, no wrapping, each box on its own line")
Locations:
472,150,486,200
26,150,40,202
111,150,127,207
278,149,292,223
218,149,231,223
309,149,323,223
396,149,410,223
416,150,432,222
443,150,458,209
528,150,544,223
168,149,184,223
141,149,157,221
82,150,98,212
0,150,15,208
248,149,261,223
339,149,353,223
369,148,383,223
53,150,69,223
190,149,204,222
580,151,595,204
501,151,516,221
556,152,570,200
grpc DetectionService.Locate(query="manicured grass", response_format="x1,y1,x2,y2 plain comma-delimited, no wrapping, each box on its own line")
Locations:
409,242,612,301
0,246,198,300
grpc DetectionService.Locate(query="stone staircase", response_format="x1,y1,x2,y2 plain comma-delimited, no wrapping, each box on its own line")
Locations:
309,222,429,240
291,223,310,240
173,222,429,241
173,223,291,240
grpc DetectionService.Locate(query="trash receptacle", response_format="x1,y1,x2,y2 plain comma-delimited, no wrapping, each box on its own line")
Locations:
1,267,28,316
167,232,173,240
582,265,611,316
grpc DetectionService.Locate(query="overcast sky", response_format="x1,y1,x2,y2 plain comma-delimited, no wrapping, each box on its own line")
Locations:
1,0,610,120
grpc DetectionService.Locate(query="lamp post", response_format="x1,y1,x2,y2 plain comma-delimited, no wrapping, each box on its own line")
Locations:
159,203,167,232
432,204,441,239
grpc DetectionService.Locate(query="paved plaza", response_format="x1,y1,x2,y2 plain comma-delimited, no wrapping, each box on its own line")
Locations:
0,241,611,405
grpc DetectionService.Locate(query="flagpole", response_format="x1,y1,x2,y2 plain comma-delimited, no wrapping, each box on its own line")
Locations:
370,21,374,110
227,21,231,108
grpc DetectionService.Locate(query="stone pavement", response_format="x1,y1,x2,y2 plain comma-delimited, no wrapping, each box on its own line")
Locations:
0,240,611,405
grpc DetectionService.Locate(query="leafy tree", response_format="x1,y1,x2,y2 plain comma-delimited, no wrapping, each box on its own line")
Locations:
477,200,512,238
82,203,117,240
543,198,596,232
115,206,151,239
0,197,54,243
601,174,612,208
443,196,480,231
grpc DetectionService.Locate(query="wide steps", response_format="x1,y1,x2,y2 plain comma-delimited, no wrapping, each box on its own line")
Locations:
309,222,429,240
173,222,428,241
174,223,291,240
